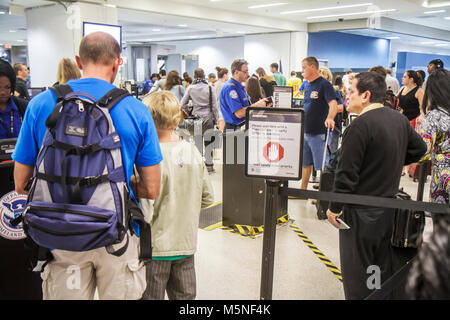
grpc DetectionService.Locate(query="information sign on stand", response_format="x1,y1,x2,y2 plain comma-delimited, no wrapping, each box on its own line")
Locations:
272,86,293,108
244,107,304,300
245,107,303,181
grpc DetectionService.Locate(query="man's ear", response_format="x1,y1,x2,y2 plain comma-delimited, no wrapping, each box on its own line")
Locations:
75,56,83,70
362,90,371,104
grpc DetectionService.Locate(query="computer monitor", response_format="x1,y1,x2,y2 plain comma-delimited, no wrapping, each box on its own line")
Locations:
83,22,122,47
28,87,46,100
0,138,17,162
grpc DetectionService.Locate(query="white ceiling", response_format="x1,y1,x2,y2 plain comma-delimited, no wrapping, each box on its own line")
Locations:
0,0,450,47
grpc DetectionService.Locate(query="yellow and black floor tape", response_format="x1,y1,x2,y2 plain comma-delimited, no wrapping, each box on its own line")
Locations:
203,214,291,238
290,224,343,282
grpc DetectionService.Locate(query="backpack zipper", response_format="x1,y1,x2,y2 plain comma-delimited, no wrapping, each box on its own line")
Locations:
28,205,110,221
25,219,110,236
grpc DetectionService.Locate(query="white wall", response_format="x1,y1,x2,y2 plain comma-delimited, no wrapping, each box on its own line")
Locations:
26,3,117,87
159,32,308,78
244,32,307,76
160,37,244,76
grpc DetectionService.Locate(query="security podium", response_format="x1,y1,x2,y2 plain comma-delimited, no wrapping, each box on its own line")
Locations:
222,130,287,227
0,139,42,300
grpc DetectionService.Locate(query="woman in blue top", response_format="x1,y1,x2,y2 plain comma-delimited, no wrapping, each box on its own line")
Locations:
0,60,27,139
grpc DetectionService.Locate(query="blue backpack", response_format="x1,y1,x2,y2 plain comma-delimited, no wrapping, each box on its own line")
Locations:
14,84,151,265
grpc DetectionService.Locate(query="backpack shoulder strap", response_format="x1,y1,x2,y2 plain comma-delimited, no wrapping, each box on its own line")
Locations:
97,88,130,111
209,85,212,113
50,84,73,102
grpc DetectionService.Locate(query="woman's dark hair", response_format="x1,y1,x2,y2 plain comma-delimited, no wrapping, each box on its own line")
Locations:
334,75,343,88
216,66,228,79
416,70,426,84
164,70,181,91
406,70,423,87
0,59,16,93
245,76,264,104
406,217,450,299
422,68,450,114
369,65,387,79
354,72,386,104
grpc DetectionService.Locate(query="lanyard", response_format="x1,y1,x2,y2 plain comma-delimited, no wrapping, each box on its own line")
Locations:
9,110,14,135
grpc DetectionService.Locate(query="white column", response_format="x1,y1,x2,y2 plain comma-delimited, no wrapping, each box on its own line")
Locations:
26,2,117,87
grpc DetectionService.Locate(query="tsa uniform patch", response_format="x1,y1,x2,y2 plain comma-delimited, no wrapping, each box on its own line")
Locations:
0,191,27,240
229,90,238,99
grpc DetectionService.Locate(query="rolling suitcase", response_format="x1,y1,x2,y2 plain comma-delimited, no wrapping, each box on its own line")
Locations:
316,129,333,220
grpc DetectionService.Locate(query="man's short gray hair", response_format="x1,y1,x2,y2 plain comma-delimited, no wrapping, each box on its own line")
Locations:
231,59,248,75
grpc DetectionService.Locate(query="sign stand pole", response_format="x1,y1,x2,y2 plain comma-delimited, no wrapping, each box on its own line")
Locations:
260,179,281,300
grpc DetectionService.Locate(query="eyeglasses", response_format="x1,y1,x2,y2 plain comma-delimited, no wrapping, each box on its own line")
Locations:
238,69,249,74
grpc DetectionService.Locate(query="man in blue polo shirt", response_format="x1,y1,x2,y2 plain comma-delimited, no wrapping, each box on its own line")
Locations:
220,59,268,130
300,56,338,191
12,32,162,300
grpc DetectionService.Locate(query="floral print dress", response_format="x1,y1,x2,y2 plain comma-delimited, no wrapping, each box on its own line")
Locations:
419,108,450,204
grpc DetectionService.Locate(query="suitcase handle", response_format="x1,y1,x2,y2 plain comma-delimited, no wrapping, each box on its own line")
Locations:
321,128,331,171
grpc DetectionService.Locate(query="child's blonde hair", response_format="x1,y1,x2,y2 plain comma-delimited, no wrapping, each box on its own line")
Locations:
319,67,333,83
142,91,182,130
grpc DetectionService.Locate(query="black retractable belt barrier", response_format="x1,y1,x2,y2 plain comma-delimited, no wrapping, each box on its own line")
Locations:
281,189,450,215
281,186,449,301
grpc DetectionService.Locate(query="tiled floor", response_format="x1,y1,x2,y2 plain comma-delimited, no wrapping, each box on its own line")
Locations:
194,150,433,300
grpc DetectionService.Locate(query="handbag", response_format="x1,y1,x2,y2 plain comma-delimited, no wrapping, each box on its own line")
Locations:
391,188,425,248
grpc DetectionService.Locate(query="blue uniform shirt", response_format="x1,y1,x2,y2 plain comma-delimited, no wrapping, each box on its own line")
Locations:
219,78,250,125
13,78,163,200
0,98,22,139
303,76,336,135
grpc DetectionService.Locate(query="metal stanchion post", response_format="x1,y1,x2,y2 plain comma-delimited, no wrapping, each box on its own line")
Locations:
260,179,280,300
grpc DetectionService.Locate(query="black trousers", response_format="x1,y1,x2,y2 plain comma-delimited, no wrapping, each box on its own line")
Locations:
339,206,395,300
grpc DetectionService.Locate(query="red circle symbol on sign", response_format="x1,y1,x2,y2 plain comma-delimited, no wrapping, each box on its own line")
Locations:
263,142,284,163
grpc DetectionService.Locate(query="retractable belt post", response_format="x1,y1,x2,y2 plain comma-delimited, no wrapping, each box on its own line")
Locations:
260,179,281,301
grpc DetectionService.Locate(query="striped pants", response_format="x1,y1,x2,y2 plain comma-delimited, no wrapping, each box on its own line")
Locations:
141,255,196,300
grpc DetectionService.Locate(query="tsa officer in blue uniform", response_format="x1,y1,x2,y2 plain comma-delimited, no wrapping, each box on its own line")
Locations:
219,59,269,130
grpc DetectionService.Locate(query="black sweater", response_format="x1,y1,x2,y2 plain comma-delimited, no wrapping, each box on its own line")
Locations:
329,106,427,213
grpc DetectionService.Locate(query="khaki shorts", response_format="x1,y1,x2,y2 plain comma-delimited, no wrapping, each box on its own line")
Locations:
40,234,146,300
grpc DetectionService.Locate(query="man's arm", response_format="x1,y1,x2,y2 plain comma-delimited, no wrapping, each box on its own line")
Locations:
131,164,161,200
14,161,34,195
325,99,338,130
405,122,427,165
234,98,267,119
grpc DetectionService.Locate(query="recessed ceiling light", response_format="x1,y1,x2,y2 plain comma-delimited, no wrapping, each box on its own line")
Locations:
104,4,116,8
249,3,287,9
307,9,396,20
178,24,188,27
17,40,24,42
152,28,161,32
445,16,450,19
421,41,436,44
422,1,450,8
236,31,246,34
0,11,6,14
424,9,446,13
386,36,400,39
281,3,373,15
435,43,449,46
9,30,16,32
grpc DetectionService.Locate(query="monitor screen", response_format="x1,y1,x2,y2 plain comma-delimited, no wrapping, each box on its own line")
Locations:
83,22,122,47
